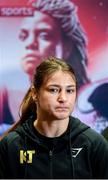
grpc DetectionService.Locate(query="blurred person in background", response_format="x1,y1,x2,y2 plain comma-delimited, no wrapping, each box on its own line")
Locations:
19,0,89,87
102,127,108,141
77,79,108,136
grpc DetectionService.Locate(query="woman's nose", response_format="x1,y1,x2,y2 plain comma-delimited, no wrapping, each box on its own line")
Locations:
26,34,38,50
58,91,67,102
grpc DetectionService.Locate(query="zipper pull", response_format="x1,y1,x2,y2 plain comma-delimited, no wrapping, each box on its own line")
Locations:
49,150,53,156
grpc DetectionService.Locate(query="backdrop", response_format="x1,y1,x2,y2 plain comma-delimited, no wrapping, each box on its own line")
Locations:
0,0,108,135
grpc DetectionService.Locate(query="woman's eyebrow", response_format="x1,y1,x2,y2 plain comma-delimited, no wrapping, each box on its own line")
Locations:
47,84,76,87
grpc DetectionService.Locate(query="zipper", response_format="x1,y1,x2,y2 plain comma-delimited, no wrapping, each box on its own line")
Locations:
49,150,53,179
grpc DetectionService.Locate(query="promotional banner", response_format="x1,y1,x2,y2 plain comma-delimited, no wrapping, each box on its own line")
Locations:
0,0,108,135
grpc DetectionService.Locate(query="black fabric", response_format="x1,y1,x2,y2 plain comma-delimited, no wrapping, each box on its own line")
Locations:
0,116,108,178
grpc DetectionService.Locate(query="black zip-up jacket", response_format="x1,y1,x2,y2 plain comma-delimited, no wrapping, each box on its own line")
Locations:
0,116,108,179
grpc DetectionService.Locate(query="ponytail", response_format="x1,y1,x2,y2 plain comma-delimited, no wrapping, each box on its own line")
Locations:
1,88,37,139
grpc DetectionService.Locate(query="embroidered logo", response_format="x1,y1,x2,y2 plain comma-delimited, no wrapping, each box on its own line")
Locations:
71,148,83,157
20,150,35,164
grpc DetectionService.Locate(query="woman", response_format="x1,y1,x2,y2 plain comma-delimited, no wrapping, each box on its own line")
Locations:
19,0,89,87
0,57,108,179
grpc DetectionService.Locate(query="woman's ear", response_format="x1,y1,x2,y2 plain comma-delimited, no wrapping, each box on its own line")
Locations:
31,86,37,101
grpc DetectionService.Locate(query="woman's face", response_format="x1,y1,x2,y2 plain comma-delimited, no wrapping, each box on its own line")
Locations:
19,11,68,78
35,70,76,121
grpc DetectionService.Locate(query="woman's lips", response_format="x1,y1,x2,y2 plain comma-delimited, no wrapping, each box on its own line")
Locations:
56,107,69,111
23,54,39,62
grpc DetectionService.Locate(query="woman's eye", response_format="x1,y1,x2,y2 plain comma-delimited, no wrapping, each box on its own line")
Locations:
19,30,28,41
67,89,75,93
49,89,59,93
39,32,52,40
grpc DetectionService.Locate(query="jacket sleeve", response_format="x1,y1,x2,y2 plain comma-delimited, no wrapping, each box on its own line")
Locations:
0,136,8,178
92,133,108,178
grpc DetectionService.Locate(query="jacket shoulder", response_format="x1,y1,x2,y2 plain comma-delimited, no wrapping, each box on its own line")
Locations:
82,127,108,154
0,131,21,147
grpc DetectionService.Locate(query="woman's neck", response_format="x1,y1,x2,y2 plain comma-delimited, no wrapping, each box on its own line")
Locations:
34,118,69,138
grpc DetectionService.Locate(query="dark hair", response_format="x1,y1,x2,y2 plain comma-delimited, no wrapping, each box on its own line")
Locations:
32,0,90,87
4,56,77,135
33,56,76,90
88,83,108,118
